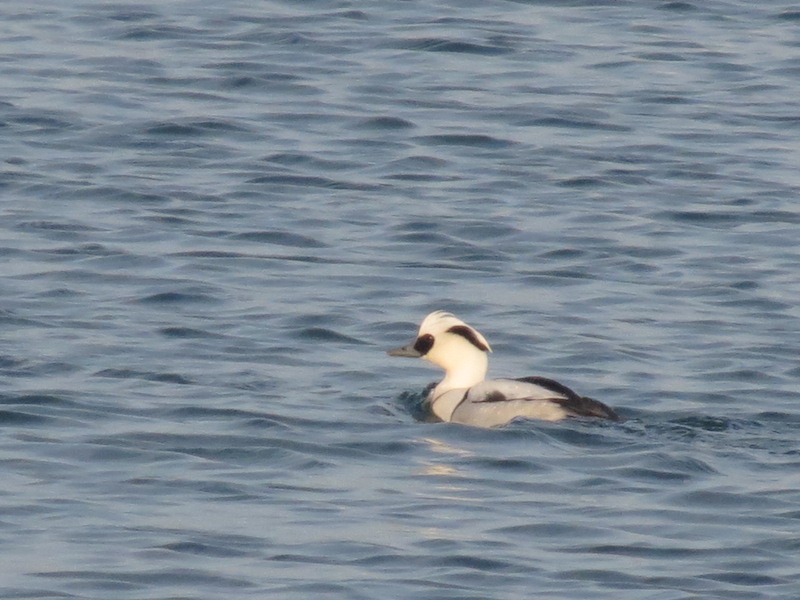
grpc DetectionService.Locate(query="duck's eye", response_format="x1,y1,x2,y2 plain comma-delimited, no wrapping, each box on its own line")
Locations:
413,333,434,355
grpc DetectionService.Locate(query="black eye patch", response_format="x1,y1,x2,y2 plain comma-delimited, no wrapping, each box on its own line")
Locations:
413,333,434,355
447,325,489,352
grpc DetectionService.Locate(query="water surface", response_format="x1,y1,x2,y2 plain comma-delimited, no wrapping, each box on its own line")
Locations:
1,1,799,598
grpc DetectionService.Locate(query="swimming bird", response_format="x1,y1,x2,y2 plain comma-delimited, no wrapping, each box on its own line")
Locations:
387,310,620,427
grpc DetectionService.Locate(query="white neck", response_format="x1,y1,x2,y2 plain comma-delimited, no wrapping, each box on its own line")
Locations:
429,349,488,421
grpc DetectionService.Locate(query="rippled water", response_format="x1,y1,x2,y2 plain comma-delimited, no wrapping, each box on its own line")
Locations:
2,1,800,598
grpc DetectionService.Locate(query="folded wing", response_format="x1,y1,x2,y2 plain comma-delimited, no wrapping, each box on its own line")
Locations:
469,376,620,421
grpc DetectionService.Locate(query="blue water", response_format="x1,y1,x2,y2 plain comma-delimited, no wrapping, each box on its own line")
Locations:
2,1,800,598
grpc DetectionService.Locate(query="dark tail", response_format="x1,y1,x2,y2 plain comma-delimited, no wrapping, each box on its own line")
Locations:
573,396,622,421
553,394,622,421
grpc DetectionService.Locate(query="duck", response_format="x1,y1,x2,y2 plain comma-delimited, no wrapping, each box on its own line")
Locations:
387,310,620,427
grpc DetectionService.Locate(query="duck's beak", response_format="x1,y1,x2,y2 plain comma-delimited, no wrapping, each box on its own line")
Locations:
387,343,422,358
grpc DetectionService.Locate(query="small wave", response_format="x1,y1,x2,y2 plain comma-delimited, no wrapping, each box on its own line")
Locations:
391,37,512,56
136,291,222,305
94,368,195,385
232,230,326,248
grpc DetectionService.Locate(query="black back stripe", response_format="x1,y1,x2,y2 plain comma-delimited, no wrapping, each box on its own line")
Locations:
447,325,489,352
474,391,561,405
452,389,471,412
